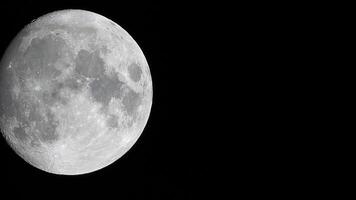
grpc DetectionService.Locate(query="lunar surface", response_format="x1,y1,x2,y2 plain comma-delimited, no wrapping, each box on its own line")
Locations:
0,10,152,175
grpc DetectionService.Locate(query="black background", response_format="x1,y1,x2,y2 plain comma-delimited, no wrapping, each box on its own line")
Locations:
0,0,217,199
1,1,332,198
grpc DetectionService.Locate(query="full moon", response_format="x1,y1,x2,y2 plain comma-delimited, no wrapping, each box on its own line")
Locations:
0,10,152,175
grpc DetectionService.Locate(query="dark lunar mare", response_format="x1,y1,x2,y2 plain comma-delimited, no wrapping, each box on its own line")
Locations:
19,35,65,79
36,109,60,143
13,125,28,141
127,62,142,82
18,35,69,144
107,115,119,128
122,87,142,118
0,35,23,120
0,34,71,145
75,50,105,78
64,73,87,92
0,68,17,118
73,48,143,127
74,49,125,109
15,101,59,145
89,75,125,108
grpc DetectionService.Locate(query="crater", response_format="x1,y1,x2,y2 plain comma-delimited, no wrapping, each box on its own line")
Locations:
29,136,41,148
13,126,28,142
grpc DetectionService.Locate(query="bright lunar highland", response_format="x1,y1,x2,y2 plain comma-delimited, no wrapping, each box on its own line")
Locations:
0,9,152,175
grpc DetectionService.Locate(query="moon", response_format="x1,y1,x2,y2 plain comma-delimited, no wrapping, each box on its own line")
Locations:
0,10,153,175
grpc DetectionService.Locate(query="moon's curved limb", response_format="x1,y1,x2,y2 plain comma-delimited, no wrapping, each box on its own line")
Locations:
0,9,152,175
